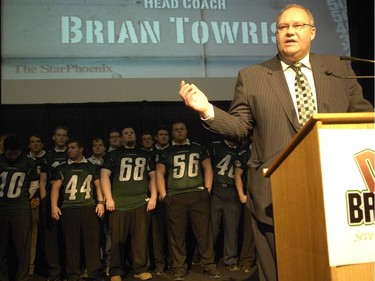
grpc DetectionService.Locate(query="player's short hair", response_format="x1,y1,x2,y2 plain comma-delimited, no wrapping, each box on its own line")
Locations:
92,137,105,145
141,131,153,137
29,133,44,143
67,139,85,149
53,126,69,136
3,134,22,151
155,125,169,135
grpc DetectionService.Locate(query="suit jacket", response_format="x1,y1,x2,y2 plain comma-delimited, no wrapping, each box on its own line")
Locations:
205,54,373,225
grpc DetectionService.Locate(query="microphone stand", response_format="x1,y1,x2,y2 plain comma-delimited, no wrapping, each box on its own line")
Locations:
340,56,375,64
333,56,375,78
325,71,375,79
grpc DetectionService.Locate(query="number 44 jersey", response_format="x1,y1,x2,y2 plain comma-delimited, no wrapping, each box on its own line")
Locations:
52,159,99,208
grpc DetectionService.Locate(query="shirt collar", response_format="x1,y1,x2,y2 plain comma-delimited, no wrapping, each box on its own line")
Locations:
123,145,136,149
280,54,311,71
67,156,88,164
155,143,169,150
29,150,46,158
54,147,67,153
172,139,191,146
224,139,237,148
90,155,103,161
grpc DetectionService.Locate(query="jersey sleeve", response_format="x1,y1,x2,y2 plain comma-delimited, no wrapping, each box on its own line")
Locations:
51,165,64,181
156,149,167,165
235,149,248,171
147,153,156,173
90,162,100,181
27,155,41,181
200,145,211,161
101,150,115,171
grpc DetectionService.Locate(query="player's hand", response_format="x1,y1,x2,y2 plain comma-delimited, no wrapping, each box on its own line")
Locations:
239,194,247,204
51,206,62,220
147,197,156,211
96,203,105,217
30,197,40,209
179,81,211,118
106,198,115,212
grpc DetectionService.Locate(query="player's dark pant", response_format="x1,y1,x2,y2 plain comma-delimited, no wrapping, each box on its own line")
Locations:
109,204,150,277
164,190,216,274
99,212,111,271
0,209,31,281
30,206,39,275
151,201,169,271
41,197,62,280
211,184,242,266
61,206,102,280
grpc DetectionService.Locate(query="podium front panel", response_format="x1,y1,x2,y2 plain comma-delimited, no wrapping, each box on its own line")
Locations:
319,129,375,267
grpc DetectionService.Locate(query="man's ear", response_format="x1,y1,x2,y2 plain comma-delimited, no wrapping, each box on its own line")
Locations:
310,27,316,41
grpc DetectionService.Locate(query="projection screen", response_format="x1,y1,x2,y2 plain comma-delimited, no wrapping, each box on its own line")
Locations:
1,0,350,104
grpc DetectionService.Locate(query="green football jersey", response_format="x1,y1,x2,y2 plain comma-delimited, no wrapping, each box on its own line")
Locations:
157,142,210,196
210,140,247,185
235,149,249,172
234,148,250,190
45,149,68,193
52,159,99,208
0,154,39,210
102,146,154,211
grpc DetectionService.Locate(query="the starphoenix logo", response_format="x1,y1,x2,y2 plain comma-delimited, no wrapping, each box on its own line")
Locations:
346,149,374,226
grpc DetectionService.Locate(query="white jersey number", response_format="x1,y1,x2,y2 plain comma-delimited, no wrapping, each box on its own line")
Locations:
216,155,235,178
119,157,146,181
0,171,25,198
173,153,199,179
65,174,92,200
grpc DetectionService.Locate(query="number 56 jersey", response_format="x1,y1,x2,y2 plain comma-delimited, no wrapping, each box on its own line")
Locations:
157,142,210,196
101,146,155,211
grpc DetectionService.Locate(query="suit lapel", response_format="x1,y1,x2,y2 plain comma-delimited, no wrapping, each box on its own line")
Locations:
266,56,300,130
310,54,330,112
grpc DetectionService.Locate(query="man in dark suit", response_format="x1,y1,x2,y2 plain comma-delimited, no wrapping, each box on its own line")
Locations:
179,4,373,281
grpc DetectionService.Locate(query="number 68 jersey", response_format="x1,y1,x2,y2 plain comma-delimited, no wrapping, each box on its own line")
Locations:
101,146,155,211
52,159,99,208
0,154,39,211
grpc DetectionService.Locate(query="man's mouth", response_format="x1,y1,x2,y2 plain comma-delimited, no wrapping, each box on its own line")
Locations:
285,39,297,44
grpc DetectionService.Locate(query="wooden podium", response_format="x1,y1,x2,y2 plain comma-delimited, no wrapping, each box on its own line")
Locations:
264,112,375,281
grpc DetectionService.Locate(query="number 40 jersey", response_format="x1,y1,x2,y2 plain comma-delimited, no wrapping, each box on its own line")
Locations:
0,154,39,211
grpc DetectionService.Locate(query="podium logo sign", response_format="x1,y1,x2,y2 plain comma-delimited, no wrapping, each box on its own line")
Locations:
346,149,375,226
319,129,374,266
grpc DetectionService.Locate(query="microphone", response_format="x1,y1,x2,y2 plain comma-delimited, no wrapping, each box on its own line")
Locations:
340,56,375,63
325,70,375,79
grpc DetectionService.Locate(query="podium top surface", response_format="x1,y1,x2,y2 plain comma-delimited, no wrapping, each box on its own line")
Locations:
264,112,374,177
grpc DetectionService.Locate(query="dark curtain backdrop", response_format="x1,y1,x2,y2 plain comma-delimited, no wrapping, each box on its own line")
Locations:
0,101,230,153
1,0,373,153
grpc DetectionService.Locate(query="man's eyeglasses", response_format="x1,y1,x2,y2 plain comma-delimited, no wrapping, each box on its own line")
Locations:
277,23,314,33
